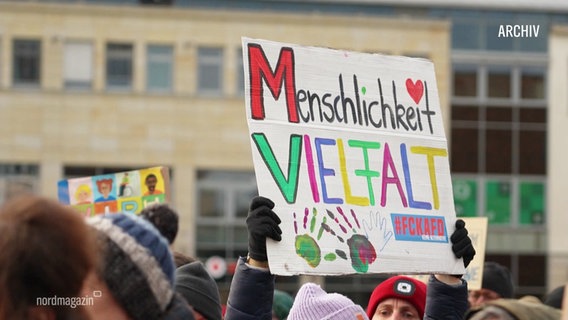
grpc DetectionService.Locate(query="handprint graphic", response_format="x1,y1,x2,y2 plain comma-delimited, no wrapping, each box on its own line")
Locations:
294,207,324,268
294,206,377,273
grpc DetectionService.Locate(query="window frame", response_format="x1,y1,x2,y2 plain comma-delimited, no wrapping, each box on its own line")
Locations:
451,54,547,229
12,38,41,87
105,42,134,91
197,46,224,96
63,40,94,91
146,44,174,93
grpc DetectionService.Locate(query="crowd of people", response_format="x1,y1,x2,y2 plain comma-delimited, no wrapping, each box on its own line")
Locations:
0,194,565,319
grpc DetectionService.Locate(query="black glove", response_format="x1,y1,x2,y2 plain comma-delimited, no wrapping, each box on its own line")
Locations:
246,196,282,261
450,219,476,269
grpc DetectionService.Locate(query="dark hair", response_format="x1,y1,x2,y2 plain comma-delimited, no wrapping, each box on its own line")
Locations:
0,195,97,319
173,251,197,268
139,203,179,244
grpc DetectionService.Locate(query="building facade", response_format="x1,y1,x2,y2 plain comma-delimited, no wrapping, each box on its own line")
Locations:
548,24,568,294
1,0,567,307
0,0,452,303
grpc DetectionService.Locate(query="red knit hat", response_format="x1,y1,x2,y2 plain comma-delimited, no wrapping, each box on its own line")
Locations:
366,276,427,319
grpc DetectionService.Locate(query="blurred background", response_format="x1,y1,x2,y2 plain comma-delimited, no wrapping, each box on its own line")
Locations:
0,0,566,307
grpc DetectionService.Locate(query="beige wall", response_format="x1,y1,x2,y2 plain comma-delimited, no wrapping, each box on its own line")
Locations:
0,2,451,256
547,25,568,289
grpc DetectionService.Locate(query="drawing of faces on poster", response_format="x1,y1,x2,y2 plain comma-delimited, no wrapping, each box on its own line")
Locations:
140,168,165,197
93,174,117,203
115,171,141,198
69,177,94,206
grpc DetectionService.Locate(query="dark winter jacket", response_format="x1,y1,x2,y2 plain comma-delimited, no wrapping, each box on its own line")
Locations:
425,274,469,319
224,257,275,320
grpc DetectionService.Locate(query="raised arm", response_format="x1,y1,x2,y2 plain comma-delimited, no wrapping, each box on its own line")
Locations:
225,196,282,320
424,219,476,320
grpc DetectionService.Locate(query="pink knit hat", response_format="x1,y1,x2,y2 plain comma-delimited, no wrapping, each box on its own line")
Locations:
287,283,369,320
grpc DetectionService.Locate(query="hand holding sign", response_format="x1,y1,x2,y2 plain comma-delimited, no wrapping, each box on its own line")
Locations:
451,219,476,269
246,196,282,262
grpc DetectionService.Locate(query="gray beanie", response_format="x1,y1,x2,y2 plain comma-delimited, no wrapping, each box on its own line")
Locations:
87,213,176,320
175,261,222,320
482,261,514,298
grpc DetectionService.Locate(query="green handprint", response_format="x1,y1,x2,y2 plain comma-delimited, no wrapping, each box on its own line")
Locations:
294,208,324,267
294,206,377,273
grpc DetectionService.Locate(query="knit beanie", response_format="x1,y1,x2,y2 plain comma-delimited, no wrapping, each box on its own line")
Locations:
287,283,368,320
175,261,222,320
273,289,294,320
544,285,565,309
366,275,427,319
465,297,562,320
87,213,176,320
482,261,514,298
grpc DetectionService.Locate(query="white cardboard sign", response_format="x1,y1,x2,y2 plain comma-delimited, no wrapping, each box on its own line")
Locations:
243,37,464,276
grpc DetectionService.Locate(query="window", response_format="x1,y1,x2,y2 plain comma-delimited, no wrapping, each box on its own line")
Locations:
13,39,41,86
64,41,93,90
0,164,39,205
197,47,223,95
451,62,546,227
147,45,173,92
106,43,133,90
453,65,477,97
487,66,511,98
195,170,256,260
521,67,545,100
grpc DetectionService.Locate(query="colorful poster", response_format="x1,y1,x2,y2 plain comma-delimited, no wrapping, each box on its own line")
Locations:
57,166,170,216
243,38,463,275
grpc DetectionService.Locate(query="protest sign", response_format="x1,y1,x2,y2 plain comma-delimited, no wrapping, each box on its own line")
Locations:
57,166,170,216
243,37,463,275
460,217,488,289
408,216,487,287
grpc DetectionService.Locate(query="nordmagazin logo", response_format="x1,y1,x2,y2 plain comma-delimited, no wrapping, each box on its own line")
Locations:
36,291,101,308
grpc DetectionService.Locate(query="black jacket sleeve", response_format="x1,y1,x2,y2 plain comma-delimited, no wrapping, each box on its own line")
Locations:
424,274,469,320
224,257,275,320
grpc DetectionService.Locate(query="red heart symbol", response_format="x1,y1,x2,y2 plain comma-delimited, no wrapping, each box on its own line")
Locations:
406,79,424,104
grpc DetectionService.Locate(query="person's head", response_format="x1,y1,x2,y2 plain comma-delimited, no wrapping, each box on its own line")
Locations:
83,212,192,320
173,251,197,268
145,174,159,193
465,296,562,320
0,195,97,320
96,178,113,198
366,275,427,320
287,282,368,320
468,261,514,308
543,285,565,309
273,289,294,320
139,203,179,245
175,261,222,320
